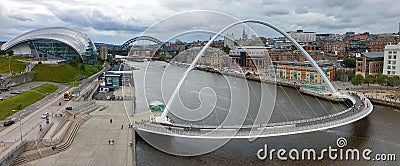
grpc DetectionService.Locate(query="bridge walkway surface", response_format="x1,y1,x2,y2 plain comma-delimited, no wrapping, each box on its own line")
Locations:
134,93,373,139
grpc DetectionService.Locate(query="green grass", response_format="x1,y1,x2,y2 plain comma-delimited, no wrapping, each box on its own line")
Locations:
68,81,81,87
32,84,58,94
0,56,28,74
0,84,58,120
31,63,102,83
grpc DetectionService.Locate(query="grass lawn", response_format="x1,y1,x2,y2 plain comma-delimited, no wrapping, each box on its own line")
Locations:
32,63,102,83
32,84,59,94
0,56,28,74
0,84,58,120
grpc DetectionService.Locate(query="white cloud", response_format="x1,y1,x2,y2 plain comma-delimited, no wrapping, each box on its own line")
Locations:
1,0,399,44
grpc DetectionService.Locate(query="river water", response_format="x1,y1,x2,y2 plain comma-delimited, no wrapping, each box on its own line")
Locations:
129,61,399,165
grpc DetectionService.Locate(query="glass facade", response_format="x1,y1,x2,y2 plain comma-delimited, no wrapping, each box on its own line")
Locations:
29,39,80,60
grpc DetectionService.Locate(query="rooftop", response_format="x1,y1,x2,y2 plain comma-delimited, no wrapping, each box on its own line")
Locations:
361,52,384,58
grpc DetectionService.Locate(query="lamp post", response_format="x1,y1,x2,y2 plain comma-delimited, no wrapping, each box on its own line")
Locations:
19,112,25,142
9,56,11,75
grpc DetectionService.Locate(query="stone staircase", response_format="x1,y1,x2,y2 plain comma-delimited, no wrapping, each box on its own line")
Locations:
11,120,82,166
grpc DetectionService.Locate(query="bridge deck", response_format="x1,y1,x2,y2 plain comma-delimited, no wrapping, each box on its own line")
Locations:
134,94,372,139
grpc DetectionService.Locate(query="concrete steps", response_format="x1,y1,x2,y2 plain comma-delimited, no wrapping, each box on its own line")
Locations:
10,157,27,166
10,122,81,166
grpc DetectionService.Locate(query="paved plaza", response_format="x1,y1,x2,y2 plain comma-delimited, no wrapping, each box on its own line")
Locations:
27,100,134,166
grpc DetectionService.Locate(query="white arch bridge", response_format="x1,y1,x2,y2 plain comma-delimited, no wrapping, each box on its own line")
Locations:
131,20,373,139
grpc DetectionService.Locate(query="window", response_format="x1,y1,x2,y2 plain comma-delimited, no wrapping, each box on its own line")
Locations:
388,61,391,64
393,61,396,64
387,71,390,74
392,66,396,70
394,55,397,59
393,51,397,54
387,66,391,69
389,55,392,59
389,51,392,54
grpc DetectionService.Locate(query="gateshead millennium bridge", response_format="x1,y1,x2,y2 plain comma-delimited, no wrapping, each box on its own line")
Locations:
128,20,373,139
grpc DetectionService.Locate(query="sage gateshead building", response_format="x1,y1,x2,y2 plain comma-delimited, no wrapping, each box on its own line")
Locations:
1,27,97,64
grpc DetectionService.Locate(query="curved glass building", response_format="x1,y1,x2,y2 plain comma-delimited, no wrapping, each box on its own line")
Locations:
1,27,97,64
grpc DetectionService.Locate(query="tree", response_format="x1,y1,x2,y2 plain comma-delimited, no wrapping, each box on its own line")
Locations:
0,49,6,55
364,75,375,86
376,75,388,86
7,50,14,56
69,60,78,67
221,46,231,54
80,64,86,71
290,45,296,51
388,76,400,87
341,57,356,68
351,74,364,86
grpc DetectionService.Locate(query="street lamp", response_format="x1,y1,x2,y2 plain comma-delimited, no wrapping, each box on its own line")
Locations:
19,112,25,142
8,56,11,75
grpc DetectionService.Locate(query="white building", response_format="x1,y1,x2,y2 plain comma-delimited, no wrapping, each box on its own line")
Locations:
224,33,235,48
383,43,400,76
287,30,316,43
229,46,270,70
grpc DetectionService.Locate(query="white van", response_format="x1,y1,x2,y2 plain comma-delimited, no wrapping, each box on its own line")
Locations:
99,87,109,93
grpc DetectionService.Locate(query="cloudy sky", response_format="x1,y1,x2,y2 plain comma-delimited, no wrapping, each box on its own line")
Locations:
1,0,399,44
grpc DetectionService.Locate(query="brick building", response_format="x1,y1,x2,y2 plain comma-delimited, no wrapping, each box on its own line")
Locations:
356,52,384,77
275,61,336,85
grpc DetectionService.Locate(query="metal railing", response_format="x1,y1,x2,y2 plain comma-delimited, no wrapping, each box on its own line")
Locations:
39,122,54,138
0,140,26,165
135,94,372,138
50,114,69,138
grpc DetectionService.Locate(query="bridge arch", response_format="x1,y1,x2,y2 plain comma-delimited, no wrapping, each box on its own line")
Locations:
121,36,163,49
158,19,343,123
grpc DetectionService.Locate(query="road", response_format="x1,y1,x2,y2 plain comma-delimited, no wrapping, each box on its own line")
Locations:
332,81,400,91
0,82,69,142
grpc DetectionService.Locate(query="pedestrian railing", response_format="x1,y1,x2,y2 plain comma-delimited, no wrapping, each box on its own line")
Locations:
39,122,54,138
135,94,373,138
0,140,26,166
50,114,69,138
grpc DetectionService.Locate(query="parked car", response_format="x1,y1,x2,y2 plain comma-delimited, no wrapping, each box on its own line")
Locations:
0,97,3,101
99,87,110,93
3,120,15,126
10,91,23,94
66,106,73,110
41,112,49,119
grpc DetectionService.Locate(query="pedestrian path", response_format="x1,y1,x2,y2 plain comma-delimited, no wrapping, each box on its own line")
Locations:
42,117,62,140
26,100,134,166
53,121,71,139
